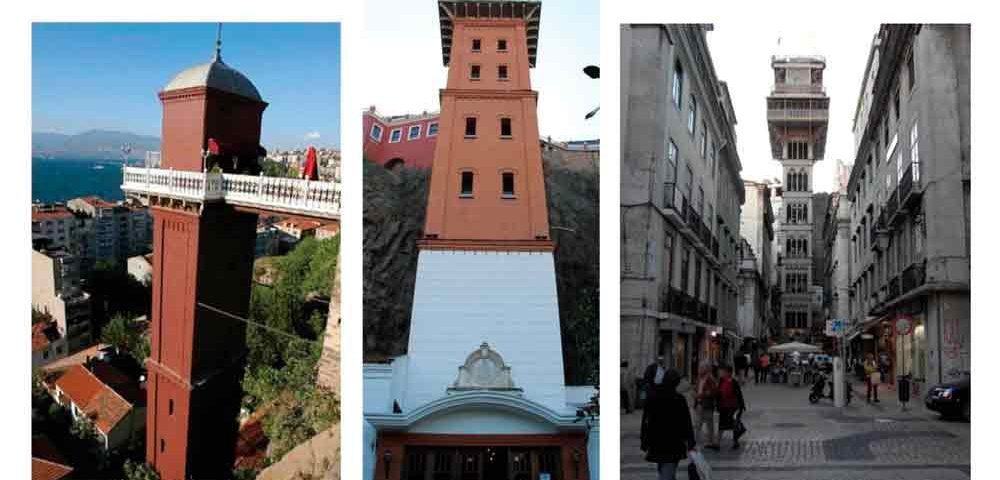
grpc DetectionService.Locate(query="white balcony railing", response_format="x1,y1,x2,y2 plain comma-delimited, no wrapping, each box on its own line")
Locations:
121,167,341,219
767,108,829,122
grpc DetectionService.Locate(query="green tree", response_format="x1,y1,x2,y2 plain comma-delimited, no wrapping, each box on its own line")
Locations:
101,314,132,354
123,459,160,480
32,307,54,325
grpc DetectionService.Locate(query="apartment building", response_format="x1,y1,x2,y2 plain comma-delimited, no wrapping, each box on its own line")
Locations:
844,25,970,393
621,24,745,394
739,180,776,344
32,249,92,353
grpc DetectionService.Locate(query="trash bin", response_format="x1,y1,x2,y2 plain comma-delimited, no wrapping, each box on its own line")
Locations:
790,370,802,387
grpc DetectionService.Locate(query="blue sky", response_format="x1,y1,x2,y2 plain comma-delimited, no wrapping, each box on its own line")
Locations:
32,23,341,150
362,0,598,140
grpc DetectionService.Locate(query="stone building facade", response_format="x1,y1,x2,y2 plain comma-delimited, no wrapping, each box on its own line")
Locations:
738,180,776,345
620,24,744,395
844,24,970,393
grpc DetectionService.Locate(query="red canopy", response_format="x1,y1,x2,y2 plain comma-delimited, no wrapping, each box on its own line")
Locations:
303,146,319,180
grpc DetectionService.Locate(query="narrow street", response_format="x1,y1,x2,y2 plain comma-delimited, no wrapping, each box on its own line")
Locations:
620,380,970,479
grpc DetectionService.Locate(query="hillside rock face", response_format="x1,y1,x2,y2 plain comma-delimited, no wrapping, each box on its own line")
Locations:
362,148,599,384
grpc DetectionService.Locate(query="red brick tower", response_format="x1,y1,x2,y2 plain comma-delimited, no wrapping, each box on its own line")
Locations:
145,38,263,480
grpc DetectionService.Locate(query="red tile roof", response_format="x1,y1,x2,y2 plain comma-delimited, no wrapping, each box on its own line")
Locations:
32,207,75,222
32,436,73,480
278,219,322,231
51,364,135,435
78,196,118,209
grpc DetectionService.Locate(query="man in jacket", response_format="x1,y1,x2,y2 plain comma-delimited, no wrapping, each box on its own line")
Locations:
641,369,695,480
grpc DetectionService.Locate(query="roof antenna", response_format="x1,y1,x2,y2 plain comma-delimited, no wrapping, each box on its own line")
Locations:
214,23,223,62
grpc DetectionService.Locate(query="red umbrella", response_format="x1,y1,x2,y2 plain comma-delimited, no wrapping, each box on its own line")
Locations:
303,146,319,180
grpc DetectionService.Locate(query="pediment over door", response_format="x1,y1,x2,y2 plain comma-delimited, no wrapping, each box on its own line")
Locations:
448,342,522,393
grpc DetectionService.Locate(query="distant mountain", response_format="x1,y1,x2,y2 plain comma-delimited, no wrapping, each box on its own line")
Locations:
32,129,160,161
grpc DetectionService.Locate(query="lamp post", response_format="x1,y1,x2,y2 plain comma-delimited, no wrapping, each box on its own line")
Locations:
583,65,599,120
382,449,392,479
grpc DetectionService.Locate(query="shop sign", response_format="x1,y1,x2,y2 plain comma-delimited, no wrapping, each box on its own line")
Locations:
895,315,914,336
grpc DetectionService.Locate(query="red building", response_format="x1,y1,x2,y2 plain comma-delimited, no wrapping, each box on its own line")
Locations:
145,44,261,480
363,107,440,170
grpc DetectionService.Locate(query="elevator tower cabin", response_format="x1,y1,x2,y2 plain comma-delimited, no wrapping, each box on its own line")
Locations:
121,33,340,480
363,2,597,480
767,55,829,341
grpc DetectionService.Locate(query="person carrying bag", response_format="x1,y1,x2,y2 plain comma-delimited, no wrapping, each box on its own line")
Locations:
641,369,695,480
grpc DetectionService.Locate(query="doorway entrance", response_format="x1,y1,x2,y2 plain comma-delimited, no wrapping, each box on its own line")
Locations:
404,446,562,480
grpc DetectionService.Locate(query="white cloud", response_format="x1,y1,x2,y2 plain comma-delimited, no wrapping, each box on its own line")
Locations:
304,131,322,140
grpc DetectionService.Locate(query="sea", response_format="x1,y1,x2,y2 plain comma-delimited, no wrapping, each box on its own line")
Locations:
32,158,127,204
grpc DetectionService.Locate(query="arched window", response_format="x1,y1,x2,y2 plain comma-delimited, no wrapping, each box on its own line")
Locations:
802,171,809,192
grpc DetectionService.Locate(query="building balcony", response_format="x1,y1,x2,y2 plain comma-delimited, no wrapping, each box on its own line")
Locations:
709,307,718,324
899,163,922,209
901,260,927,294
697,302,709,323
771,83,826,96
121,167,340,220
663,182,679,212
886,189,900,225
888,275,900,302
766,108,829,123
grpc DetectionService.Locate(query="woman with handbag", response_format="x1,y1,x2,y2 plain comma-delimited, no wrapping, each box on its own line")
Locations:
717,364,747,450
641,369,696,480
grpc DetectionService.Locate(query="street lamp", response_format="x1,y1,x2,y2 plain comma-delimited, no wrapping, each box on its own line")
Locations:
583,65,600,120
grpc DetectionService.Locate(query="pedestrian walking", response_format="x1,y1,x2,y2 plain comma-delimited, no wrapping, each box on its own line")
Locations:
743,353,752,382
693,364,720,451
864,354,881,403
641,369,696,480
621,360,633,414
734,353,748,384
717,364,747,450
758,353,770,384
751,353,761,385
644,356,670,401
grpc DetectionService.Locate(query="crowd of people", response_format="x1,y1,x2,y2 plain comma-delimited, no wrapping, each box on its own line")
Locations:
638,356,747,480
626,350,890,479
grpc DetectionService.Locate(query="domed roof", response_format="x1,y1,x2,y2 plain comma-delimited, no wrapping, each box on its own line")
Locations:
163,57,262,101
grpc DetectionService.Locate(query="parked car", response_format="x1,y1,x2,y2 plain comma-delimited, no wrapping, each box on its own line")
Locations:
925,375,970,420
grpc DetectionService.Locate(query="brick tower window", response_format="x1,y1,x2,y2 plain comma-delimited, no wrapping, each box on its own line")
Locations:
472,38,481,52
502,172,515,198
169,399,174,415
498,65,509,80
470,64,481,80
498,39,508,51
500,118,512,138
465,118,477,137
160,439,165,453
460,171,475,197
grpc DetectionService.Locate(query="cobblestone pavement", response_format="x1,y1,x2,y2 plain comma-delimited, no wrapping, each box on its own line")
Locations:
620,381,970,479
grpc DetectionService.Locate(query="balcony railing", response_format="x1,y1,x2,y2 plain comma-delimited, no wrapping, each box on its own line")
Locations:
766,108,829,122
122,166,341,219
900,163,922,207
663,182,678,211
901,261,927,294
888,276,900,302
886,190,899,224
771,83,826,95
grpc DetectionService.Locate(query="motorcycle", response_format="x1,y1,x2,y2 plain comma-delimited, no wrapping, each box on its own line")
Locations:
808,372,852,404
